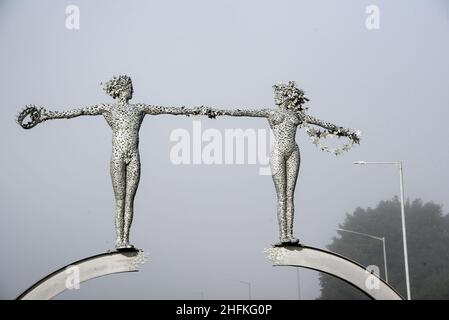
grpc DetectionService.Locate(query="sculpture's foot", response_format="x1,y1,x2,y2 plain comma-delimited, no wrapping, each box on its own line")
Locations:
273,237,303,247
273,238,293,247
116,243,135,251
115,237,134,250
289,237,300,244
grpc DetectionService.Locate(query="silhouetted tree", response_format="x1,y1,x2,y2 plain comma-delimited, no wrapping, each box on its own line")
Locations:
318,197,449,300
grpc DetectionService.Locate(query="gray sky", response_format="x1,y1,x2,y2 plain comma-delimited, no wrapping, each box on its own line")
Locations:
1,0,448,299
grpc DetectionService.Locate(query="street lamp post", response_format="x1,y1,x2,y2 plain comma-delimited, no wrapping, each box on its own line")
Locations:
337,228,388,283
381,236,388,284
353,160,411,300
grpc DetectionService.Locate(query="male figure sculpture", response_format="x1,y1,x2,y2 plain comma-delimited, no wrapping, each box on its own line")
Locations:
17,75,207,249
206,81,360,245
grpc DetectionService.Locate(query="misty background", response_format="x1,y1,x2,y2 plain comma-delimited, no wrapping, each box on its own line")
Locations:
1,0,448,299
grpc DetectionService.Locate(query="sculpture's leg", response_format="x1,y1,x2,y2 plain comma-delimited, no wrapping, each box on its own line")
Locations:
123,154,141,246
271,150,288,244
286,146,300,244
111,158,126,248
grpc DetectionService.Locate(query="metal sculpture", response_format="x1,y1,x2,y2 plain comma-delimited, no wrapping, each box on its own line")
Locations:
17,79,360,248
17,75,209,249
205,81,360,245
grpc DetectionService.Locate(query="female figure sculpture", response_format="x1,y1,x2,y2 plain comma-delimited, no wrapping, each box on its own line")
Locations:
206,81,360,245
17,75,208,249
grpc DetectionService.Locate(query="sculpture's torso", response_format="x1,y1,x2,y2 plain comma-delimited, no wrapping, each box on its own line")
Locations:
103,103,144,164
268,109,301,156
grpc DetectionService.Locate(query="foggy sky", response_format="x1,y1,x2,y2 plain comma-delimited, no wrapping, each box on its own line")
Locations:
1,0,448,299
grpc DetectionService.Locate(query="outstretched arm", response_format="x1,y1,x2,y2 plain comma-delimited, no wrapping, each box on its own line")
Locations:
17,104,109,129
138,104,270,118
138,104,207,117
204,107,271,119
299,111,360,143
299,112,339,131
42,104,108,120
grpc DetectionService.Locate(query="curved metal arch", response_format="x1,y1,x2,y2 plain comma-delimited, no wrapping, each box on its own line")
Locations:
265,245,403,300
17,248,147,300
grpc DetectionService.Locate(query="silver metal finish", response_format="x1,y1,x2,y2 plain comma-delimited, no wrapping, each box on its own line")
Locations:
382,237,388,283
208,82,360,244
17,249,147,300
398,162,411,300
17,75,209,248
337,228,388,283
353,160,411,299
265,245,403,300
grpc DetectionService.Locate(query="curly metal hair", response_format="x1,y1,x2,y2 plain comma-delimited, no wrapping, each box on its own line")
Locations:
273,81,309,111
102,75,133,99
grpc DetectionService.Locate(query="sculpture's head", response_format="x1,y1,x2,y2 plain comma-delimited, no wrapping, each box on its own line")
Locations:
273,81,309,112
103,75,133,102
